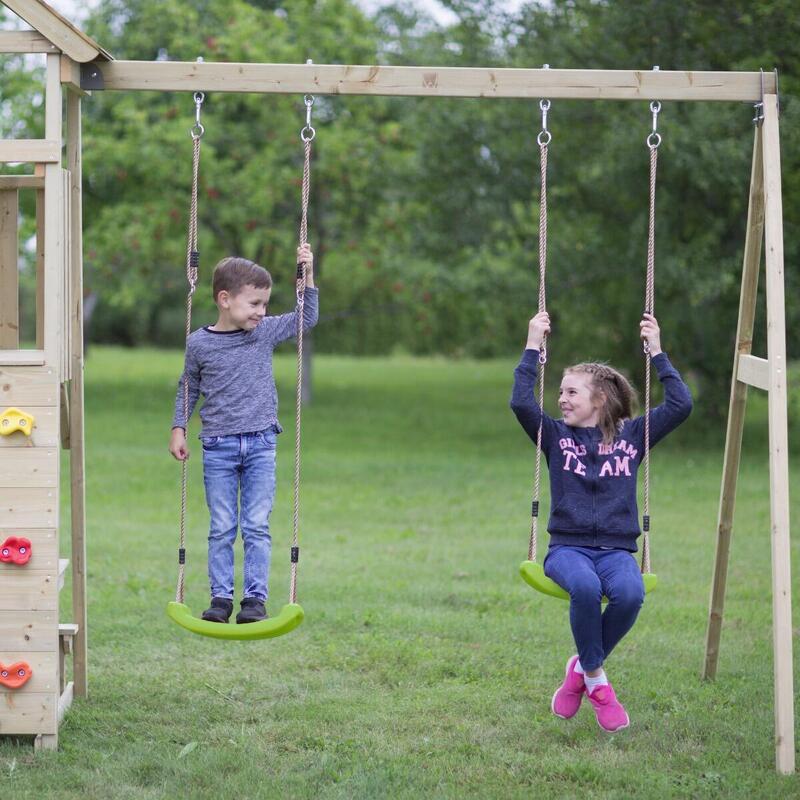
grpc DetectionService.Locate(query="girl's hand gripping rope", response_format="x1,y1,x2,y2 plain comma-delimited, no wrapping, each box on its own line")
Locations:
639,313,662,356
526,311,551,351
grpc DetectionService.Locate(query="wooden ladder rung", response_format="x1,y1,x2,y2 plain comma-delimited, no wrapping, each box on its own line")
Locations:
59,622,79,654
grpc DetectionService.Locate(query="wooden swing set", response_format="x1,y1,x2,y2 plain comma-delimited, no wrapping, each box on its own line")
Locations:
0,0,792,774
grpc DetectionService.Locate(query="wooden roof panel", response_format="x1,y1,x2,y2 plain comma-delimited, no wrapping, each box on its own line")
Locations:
1,0,112,62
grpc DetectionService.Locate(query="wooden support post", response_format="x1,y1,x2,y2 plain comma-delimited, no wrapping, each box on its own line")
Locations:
43,55,63,371
66,89,88,699
0,189,19,348
36,176,45,349
761,94,794,775
59,382,70,449
703,125,764,680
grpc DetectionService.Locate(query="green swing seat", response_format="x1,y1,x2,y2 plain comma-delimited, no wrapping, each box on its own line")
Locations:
167,602,304,641
519,560,657,602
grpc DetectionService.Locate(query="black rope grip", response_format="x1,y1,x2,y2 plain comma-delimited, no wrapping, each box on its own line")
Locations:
178,547,186,565
643,515,650,532
531,501,539,517
291,546,300,563
296,264,305,280
190,251,199,270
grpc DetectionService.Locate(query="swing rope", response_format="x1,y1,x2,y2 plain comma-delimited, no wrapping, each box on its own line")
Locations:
176,91,204,605
528,98,551,564
167,92,313,639
641,100,661,576
520,99,662,599
290,94,315,604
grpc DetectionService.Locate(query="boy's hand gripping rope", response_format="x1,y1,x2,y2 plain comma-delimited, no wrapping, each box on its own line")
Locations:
290,93,315,604
529,97,550,563
177,92,205,604
640,100,661,575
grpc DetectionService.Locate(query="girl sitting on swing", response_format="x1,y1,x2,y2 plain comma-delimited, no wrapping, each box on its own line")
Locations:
510,310,692,731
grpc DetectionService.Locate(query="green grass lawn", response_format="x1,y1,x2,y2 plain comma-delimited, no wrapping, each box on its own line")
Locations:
1,346,799,799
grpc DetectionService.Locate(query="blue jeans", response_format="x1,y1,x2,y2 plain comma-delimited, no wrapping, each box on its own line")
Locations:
201,429,277,602
544,545,645,672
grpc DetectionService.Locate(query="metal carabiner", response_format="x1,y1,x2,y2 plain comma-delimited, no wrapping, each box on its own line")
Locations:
647,100,661,149
301,93,316,142
300,60,316,142
537,98,551,147
190,91,205,139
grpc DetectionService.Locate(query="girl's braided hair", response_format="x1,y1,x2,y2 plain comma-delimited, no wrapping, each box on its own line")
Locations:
564,363,638,445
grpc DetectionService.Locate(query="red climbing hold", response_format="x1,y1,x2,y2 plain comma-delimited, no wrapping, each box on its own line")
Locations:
0,661,33,689
0,536,32,566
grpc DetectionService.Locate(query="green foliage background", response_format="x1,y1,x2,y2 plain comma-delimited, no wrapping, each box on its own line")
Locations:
1,0,798,418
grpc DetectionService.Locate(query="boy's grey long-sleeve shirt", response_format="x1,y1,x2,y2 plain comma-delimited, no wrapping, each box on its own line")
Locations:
172,287,319,437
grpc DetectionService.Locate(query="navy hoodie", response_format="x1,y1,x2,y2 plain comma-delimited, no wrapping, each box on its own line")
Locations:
510,350,693,552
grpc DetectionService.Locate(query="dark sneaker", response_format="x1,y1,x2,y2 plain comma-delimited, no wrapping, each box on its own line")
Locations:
236,597,267,624
201,597,233,623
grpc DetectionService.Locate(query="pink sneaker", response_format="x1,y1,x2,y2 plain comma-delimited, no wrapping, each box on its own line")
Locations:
585,682,630,732
551,655,585,719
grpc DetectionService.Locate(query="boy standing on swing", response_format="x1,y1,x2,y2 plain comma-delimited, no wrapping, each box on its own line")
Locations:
169,244,318,624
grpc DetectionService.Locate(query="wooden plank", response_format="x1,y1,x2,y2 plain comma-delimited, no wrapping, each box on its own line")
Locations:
58,631,74,694
43,166,63,371
1,0,100,63
61,170,71,383
0,176,45,190
90,61,774,101
0,31,59,54
0,189,19,349
737,354,769,391
703,126,764,682
762,94,795,776
0,141,60,163
0,528,57,572
57,557,68,591
0,570,58,611
59,382,70,448
59,623,78,647
0,367,59,406
36,183,44,348
0,611,58,651
57,681,73,723
0,350,45,365
60,55,89,96
66,89,88,700
0,652,58,694
0,447,58,488
0,407,58,448
0,692,56,735
45,54,61,147
0,487,57,528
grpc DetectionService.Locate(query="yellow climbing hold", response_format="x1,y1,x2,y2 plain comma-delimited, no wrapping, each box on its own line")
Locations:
0,407,35,436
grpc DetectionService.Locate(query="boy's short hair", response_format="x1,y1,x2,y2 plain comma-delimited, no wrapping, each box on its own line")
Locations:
212,257,272,302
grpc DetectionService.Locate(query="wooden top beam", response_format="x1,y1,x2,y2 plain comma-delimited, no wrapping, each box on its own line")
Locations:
83,61,775,102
